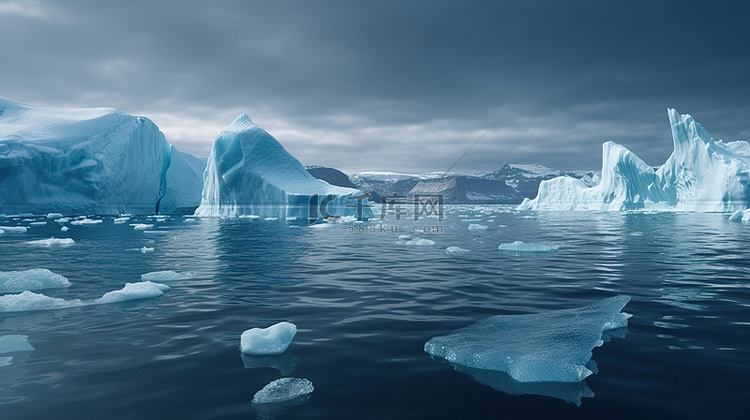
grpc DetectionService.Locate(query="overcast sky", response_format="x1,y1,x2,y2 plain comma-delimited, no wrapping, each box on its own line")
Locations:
1,0,749,173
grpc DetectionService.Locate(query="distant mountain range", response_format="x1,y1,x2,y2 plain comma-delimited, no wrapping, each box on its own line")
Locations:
305,164,600,204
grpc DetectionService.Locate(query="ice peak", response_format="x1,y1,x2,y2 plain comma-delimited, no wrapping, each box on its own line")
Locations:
668,108,713,154
228,113,256,131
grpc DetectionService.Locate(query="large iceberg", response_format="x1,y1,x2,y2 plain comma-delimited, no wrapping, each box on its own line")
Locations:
424,295,631,383
0,97,205,215
520,109,750,211
195,114,371,220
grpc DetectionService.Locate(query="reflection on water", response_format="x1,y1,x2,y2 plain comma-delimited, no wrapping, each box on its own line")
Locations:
241,351,301,376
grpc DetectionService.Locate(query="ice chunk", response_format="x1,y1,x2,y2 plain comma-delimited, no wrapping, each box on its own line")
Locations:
113,217,130,224
0,226,27,234
46,213,63,219
520,109,750,212
729,208,750,222
252,377,314,404
29,221,47,226
55,217,70,223
497,241,559,252
94,281,170,304
133,223,153,231
194,114,372,220
60,226,69,232
140,247,154,253
468,224,488,230
141,270,198,282
70,218,102,226
406,238,435,246
0,335,35,354
445,246,470,255
424,295,631,383
0,269,70,293
0,281,169,313
25,237,75,247
240,322,297,355
398,235,410,240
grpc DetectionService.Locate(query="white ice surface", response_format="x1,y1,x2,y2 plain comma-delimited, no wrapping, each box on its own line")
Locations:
240,321,297,355
0,269,70,293
252,377,314,404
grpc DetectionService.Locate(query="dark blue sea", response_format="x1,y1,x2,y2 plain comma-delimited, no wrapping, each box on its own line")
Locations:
1,206,749,419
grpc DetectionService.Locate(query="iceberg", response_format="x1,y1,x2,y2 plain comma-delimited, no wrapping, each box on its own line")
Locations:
424,295,631,383
0,226,27,234
252,377,314,404
0,281,169,312
194,115,371,220
0,269,70,293
25,237,75,247
0,97,204,215
520,109,750,211
0,335,35,354
241,321,297,355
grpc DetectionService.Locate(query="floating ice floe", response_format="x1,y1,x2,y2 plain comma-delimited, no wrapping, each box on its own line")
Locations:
133,223,153,231
468,224,488,230
252,377,314,404
729,209,750,222
141,270,198,282
241,322,297,355
55,217,70,223
0,269,71,293
113,217,130,224
60,226,69,232
0,335,35,354
398,235,410,240
29,221,47,226
140,247,154,253
497,241,559,252
46,213,63,219
0,226,27,234
70,218,102,226
445,246,470,255
0,281,170,313
406,238,435,246
25,238,75,248
424,295,631,383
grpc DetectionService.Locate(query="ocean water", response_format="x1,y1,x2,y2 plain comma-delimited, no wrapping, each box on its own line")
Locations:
1,206,749,419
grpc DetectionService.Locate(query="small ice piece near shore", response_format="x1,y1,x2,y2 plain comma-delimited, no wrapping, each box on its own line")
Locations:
0,226,27,234
241,322,297,355
445,246,470,255
424,295,631,383
25,238,75,247
0,335,35,354
406,238,435,246
468,224,488,230
133,223,154,231
0,269,71,293
141,270,197,282
252,377,314,404
70,218,102,226
497,241,559,252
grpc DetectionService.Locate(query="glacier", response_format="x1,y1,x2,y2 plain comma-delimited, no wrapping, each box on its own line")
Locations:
520,109,750,211
424,295,631,383
194,114,372,220
0,97,205,215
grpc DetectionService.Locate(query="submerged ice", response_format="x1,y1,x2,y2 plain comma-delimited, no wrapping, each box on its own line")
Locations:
424,295,631,383
252,377,314,404
520,109,750,212
194,114,371,220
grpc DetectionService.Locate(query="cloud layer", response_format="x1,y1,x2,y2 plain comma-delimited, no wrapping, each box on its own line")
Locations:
2,0,748,172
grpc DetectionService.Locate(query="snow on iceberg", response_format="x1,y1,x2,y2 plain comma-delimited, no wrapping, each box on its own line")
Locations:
497,241,559,252
141,270,198,282
0,97,204,215
0,269,70,293
0,281,169,313
424,295,631,383
520,109,750,212
194,114,372,220
252,377,314,404
240,321,297,355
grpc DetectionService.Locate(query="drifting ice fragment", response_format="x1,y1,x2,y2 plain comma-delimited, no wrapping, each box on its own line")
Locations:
0,226,27,234
25,238,75,247
0,335,35,354
445,246,470,255
140,247,154,253
113,217,130,224
29,221,47,226
46,213,63,219
141,270,198,282
241,322,297,355
424,295,631,383
406,238,435,246
252,377,314,404
497,241,559,252
133,224,153,231
468,224,488,230
70,218,101,226
61,226,69,232
0,281,170,313
0,269,71,293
